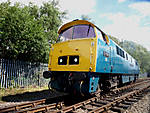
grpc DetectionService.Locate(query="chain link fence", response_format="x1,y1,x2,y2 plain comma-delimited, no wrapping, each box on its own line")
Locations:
0,59,49,89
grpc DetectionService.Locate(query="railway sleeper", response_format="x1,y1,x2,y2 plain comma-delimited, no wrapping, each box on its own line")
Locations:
96,100,109,105
110,106,125,113
116,103,130,109
81,104,97,111
125,98,138,102
90,102,103,107
133,96,142,100
104,98,114,102
122,101,134,105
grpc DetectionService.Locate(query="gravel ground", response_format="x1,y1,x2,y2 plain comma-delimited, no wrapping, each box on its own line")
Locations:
125,89,150,113
0,101,30,109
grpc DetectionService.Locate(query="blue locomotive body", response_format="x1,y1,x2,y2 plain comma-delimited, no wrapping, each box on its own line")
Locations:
88,36,139,93
96,36,139,74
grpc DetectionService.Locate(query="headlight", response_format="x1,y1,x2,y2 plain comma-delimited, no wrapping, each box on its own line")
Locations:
58,56,67,65
69,56,79,65
74,58,78,62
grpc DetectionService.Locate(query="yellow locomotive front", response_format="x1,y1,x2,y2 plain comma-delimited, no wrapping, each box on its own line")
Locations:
43,20,98,95
49,20,97,72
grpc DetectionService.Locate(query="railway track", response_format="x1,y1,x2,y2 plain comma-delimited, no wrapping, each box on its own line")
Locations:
0,78,150,113
52,80,150,113
0,96,65,113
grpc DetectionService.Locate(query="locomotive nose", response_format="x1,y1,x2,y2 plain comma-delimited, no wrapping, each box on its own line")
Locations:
48,39,97,72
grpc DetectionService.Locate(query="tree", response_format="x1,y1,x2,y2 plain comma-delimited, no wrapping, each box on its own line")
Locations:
109,35,120,45
39,1,66,42
0,1,66,62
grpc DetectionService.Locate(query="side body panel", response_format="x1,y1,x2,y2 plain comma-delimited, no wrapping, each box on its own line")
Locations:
95,36,139,75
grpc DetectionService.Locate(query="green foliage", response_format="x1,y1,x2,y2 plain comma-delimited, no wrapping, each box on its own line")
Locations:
109,35,120,45
110,35,150,73
0,1,66,62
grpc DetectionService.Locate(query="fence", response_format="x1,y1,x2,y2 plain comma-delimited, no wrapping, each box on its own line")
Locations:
0,59,49,89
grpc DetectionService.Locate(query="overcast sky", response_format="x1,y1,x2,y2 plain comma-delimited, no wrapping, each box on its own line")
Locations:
1,0,150,50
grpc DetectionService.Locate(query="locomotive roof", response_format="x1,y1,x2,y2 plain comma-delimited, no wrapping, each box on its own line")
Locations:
58,20,99,34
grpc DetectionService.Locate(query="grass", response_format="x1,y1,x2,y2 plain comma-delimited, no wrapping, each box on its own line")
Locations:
0,86,48,102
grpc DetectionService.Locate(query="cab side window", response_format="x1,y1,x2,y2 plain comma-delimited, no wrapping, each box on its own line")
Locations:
95,28,103,41
95,28,109,45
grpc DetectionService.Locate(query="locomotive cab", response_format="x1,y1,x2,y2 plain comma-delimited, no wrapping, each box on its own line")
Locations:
48,20,97,73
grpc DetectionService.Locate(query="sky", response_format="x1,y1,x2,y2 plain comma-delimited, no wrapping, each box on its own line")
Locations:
1,0,150,50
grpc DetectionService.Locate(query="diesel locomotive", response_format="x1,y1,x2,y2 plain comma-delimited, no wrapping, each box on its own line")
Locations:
43,20,140,95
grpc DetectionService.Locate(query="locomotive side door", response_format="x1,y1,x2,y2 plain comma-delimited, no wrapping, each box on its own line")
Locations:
103,44,110,72
109,46,114,73
101,34,111,73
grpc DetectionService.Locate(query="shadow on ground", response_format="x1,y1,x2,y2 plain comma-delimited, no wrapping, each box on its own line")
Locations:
2,89,67,102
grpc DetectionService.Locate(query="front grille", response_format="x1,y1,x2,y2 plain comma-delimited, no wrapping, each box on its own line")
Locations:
69,56,79,65
58,56,67,65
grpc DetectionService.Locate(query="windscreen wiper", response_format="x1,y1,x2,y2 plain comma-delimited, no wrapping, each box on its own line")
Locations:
87,25,91,37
